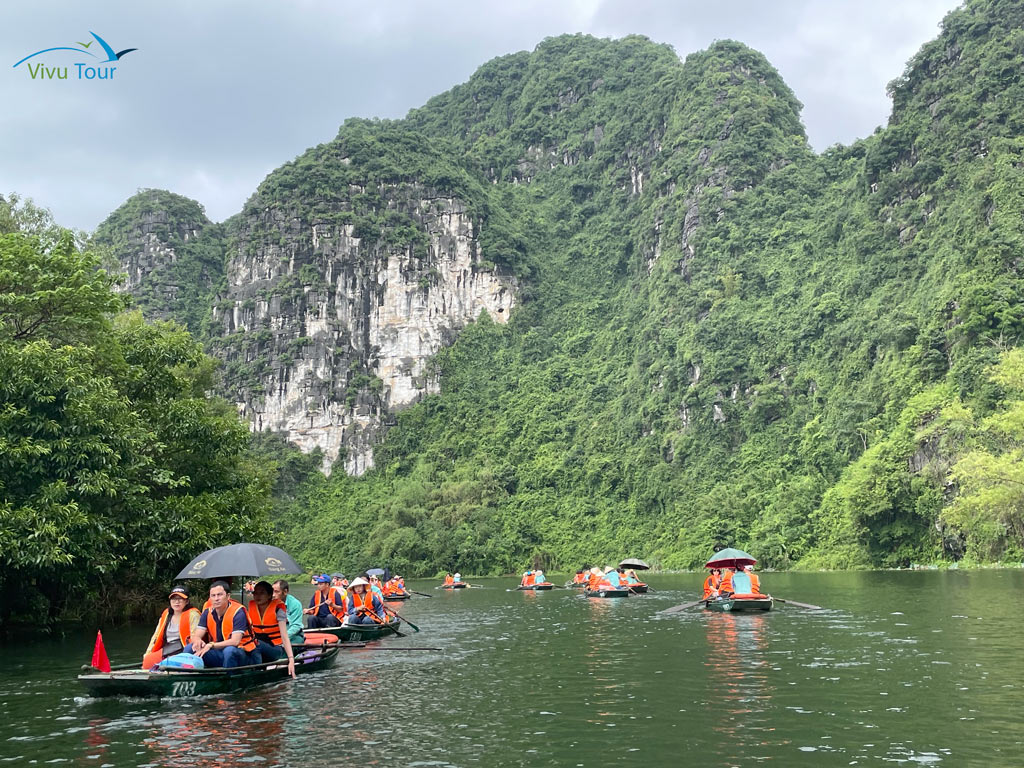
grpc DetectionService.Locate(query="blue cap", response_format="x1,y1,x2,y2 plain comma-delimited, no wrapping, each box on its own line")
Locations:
315,574,331,583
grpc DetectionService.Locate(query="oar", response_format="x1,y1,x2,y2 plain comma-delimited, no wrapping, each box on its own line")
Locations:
382,605,421,632
408,590,433,598
774,597,822,610
658,599,707,615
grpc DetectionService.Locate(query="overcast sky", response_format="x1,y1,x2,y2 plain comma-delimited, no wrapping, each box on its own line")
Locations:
2,0,962,232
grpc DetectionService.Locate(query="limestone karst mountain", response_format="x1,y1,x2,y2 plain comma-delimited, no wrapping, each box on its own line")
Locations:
99,0,1024,571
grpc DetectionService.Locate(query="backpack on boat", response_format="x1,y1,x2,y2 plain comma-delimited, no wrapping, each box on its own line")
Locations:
158,652,205,670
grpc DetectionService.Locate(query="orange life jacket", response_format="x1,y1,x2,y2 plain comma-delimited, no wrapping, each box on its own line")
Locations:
719,571,734,594
443,575,454,585
247,599,286,646
205,600,258,652
587,572,602,590
150,607,199,654
313,588,347,620
748,572,761,594
525,573,535,586
703,574,722,599
350,589,384,623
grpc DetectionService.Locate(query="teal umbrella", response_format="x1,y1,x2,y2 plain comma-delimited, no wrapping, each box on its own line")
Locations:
704,548,756,569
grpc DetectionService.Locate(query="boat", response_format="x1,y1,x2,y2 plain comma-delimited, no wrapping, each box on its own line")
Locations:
516,583,554,591
384,592,412,600
627,583,648,594
78,644,340,698
704,596,773,612
441,582,468,589
583,588,631,598
312,617,402,641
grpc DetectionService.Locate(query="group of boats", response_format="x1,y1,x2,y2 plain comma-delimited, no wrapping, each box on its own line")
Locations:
78,546,809,699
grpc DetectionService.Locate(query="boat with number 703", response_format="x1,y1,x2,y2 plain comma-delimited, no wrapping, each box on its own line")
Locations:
78,643,340,698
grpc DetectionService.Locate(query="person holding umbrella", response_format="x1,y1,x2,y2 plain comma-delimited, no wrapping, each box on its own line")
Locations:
184,581,260,668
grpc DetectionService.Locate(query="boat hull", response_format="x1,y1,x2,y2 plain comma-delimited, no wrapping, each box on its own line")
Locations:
628,584,648,594
516,583,554,591
313,618,401,641
441,583,467,589
704,597,773,612
584,588,630,598
384,593,411,600
78,646,339,698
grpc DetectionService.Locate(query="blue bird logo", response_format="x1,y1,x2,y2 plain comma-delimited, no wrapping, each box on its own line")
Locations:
12,31,137,68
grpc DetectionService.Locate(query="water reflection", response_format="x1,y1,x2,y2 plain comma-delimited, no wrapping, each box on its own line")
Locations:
703,613,775,763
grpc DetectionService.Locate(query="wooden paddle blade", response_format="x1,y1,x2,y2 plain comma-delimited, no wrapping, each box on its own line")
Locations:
658,599,705,615
775,597,822,610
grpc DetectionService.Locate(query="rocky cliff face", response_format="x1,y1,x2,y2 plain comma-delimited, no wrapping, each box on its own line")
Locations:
210,184,515,475
94,189,223,333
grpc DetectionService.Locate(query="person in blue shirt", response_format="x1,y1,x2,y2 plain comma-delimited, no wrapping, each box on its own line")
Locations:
603,567,623,588
533,569,546,584
273,579,305,646
453,572,462,583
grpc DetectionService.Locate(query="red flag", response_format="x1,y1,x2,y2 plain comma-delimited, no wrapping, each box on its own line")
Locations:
91,630,111,673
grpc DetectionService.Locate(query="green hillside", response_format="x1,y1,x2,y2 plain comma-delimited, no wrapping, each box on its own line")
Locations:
277,0,1024,574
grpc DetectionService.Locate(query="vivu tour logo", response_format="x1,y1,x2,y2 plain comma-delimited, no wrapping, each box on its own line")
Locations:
12,31,137,80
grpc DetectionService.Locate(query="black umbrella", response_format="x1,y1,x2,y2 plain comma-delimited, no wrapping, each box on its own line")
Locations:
175,543,303,579
704,548,756,569
366,567,390,580
619,558,651,571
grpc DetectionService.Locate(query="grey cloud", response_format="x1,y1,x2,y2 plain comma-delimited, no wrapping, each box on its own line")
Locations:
1,0,960,231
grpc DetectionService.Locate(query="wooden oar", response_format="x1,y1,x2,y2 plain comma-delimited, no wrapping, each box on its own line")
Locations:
382,606,420,632
774,597,822,610
408,590,433,598
658,599,707,615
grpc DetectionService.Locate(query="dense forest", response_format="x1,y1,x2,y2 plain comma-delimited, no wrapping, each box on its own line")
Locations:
277,0,1024,574
3,0,1024,623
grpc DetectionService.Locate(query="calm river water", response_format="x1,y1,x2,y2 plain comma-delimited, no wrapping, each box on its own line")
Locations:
1,571,1022,767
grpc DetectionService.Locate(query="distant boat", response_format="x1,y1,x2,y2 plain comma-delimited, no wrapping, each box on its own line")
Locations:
516,583,554,591
704,596,773,612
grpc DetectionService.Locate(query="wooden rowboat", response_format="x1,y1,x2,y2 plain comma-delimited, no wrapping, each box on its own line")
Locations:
312,618,402,641
627,584,648,594
584,588,631,598
704,596,773,612
384,592,411,600
440,583,468,589
78,644,340,698
516,583,554,591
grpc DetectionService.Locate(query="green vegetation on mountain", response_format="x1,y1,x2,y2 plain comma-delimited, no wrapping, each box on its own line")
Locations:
93,189,226,334
277,0,1024,575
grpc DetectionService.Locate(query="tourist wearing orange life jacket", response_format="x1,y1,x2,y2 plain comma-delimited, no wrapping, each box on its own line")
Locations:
247,580,296,677
520,570,534,587
717,568,736,597
702,569,723,599
184,581,260,668
305,574,345,628
742,564,761,595
443,573,454,586
344,577,387,625
143,586,201,670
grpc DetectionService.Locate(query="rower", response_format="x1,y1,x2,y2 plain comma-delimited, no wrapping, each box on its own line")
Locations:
184,581,260,668
533,569,546,585
603,567,623,588
344,577,387,625
702,568,723,599
247,581,296,677
304,574,345,628
453,572,463,584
